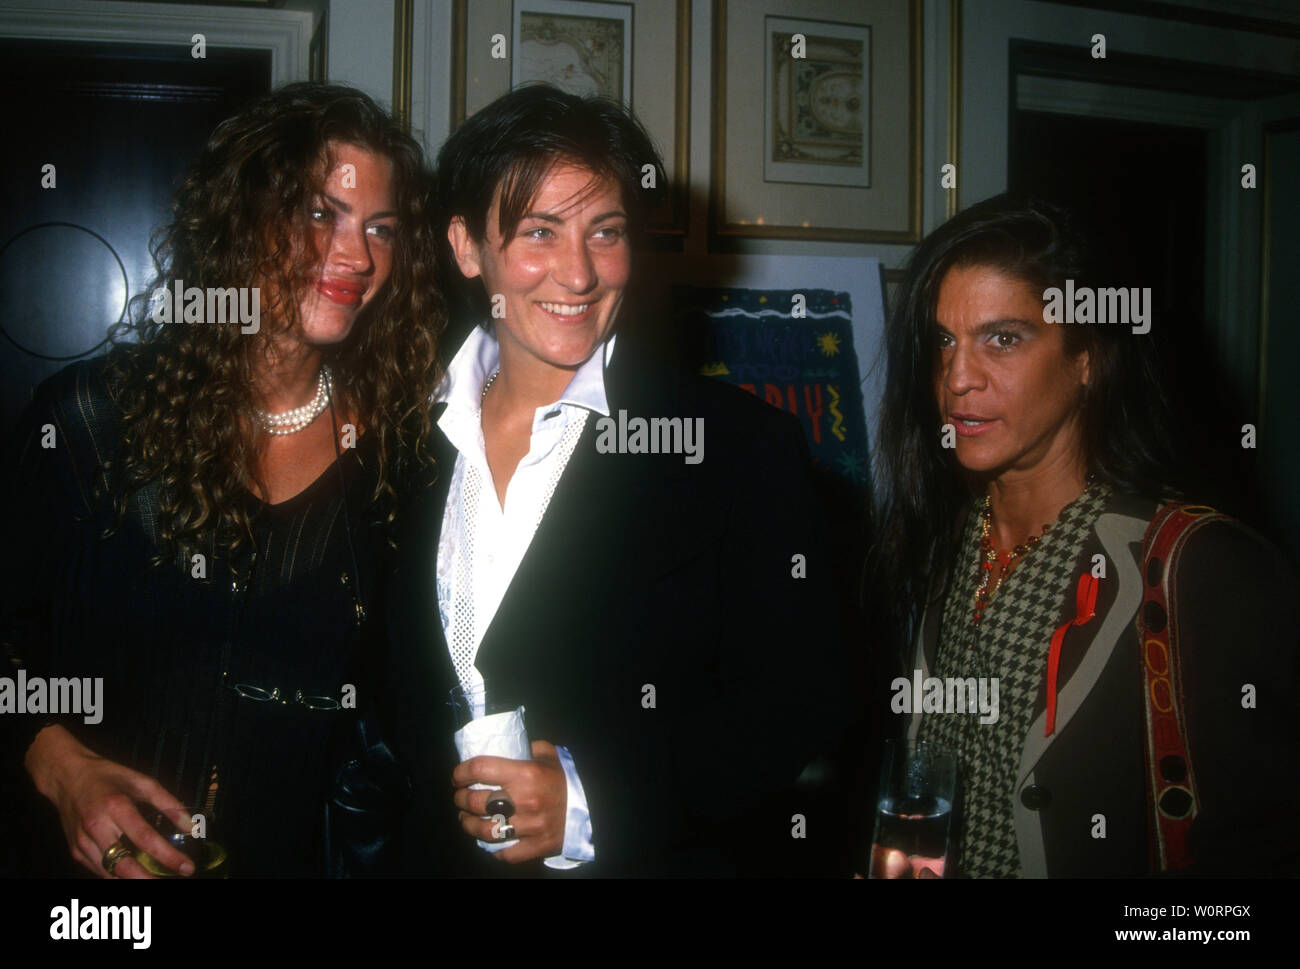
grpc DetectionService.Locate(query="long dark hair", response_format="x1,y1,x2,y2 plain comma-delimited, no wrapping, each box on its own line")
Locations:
869,194,1175,639
104,82,444,568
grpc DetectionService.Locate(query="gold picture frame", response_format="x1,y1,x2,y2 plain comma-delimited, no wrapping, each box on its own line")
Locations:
711,0,922,243
309,8,328,83
451,0,691,236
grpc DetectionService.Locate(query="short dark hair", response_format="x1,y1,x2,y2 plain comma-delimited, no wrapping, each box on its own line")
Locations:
432,83,667,327
869,194,1175,639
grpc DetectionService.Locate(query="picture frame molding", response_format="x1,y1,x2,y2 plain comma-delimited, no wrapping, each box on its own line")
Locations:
710,0,922,244
450,0,691,235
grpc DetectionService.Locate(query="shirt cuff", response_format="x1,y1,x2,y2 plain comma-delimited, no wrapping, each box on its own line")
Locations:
543,744,595,869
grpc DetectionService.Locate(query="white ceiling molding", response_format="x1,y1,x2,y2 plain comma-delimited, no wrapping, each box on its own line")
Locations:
0,0,313,86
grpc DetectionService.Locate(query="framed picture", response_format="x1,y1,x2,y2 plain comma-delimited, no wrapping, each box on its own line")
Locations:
713,0,921,243
645,251,889,460
765,16,870,188
309,9,328,82
452,0,690,235
511,0,633,104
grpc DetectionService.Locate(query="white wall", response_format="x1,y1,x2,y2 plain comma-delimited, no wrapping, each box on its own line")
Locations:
323,0,395,108
391,0,955,273
316,1,1299,264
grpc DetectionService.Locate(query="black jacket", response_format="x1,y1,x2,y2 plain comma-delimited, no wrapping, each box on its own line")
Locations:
381,339,844,876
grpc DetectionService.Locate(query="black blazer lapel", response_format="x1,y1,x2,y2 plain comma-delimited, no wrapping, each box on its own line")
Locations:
472,411,656,703
472,349,699,721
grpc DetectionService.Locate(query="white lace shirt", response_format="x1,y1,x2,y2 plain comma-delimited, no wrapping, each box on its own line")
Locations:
435,324,616,867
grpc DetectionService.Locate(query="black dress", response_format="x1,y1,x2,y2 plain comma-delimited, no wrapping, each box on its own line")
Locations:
0,355,390,877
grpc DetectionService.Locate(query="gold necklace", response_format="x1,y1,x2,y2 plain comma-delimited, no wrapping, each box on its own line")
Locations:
970,495,1049,632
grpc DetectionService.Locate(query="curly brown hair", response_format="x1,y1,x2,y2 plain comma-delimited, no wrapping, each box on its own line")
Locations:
105,82,444,567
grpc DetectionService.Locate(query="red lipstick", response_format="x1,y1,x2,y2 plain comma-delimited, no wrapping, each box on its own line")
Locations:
314,276,366,306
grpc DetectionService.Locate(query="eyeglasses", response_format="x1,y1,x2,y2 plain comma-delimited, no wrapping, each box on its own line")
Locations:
228,683,342,711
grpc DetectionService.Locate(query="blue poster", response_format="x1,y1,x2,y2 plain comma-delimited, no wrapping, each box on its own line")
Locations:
672,286,870,486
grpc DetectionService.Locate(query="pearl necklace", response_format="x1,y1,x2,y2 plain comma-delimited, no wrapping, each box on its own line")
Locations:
252,366,332,436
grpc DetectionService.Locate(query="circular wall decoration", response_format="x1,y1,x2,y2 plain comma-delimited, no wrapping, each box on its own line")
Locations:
0,222,129,360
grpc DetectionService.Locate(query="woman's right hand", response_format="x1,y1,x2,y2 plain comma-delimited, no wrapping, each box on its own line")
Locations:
24,724,196,878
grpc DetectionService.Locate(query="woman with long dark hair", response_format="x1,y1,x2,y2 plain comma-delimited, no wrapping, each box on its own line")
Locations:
869,194,1299,877
2,82,443,877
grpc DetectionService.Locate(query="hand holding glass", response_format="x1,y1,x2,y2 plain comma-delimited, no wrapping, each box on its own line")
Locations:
868,740,956,879
132,806,229,878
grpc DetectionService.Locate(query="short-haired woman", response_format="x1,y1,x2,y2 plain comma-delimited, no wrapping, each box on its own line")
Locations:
384,84,839,876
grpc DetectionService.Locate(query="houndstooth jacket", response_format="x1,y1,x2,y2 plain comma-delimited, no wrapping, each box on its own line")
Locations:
902,490,1300,877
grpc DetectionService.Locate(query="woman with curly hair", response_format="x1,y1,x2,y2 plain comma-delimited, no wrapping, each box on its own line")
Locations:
1,82,443,877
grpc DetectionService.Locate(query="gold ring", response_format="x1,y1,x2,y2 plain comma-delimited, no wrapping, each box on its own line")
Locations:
101,839,132,874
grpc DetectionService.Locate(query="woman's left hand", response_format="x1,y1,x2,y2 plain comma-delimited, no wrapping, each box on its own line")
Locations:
452,740,566,862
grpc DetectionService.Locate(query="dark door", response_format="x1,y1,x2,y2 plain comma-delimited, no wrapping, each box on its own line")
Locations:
0,38,270,431
1008,111,1262,520
0,37,270,876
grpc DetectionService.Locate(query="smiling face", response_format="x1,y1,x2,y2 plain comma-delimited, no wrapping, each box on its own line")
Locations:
933,263,1090,481
448,161,630,379
291,141,398,345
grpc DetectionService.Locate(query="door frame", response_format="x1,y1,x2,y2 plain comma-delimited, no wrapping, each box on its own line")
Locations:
1013,73,1254,406
0,0,313,85
1259,107,1300,426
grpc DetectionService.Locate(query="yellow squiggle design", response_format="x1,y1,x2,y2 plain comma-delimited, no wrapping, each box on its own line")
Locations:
828,384,846,441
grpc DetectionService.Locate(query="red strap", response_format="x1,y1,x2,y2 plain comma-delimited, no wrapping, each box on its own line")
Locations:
1044,572,1100,736
1139,503,1225,871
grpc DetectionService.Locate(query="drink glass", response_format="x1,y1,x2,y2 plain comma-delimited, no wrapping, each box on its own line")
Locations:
132,806,229,878
868,739,956,879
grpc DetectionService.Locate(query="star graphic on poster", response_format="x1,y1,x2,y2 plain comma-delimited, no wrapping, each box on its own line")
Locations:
817,332,842,357
837,449,866,482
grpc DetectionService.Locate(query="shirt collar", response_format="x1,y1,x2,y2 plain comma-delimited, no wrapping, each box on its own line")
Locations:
435,325,615,419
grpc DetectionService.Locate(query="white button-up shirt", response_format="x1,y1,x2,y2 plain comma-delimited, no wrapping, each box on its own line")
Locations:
435,324,615,868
